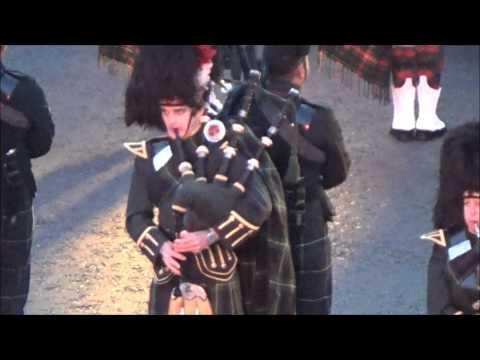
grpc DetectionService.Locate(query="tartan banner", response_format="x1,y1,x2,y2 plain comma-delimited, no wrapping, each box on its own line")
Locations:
318,45,392,103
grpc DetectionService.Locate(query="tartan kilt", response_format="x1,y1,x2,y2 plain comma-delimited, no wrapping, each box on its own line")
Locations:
0,207,34,314
318,45,444,102
291,232,332,315
289,198,332,315
148,271,244,315
391,45,444,88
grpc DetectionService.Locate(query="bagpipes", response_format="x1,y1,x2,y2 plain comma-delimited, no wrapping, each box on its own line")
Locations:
219,46,256,81
229,72,328,190
171,71,304,236
165,70,300,315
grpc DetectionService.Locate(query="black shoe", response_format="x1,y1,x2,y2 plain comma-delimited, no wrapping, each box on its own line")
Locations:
390,129,416,142
415,128,447,142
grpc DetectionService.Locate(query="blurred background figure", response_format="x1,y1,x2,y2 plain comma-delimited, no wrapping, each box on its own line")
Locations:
1,45,55,314
318,45,446,142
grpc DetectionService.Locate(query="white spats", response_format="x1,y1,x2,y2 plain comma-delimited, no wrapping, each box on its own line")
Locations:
392,78,416,131
416,76,446,132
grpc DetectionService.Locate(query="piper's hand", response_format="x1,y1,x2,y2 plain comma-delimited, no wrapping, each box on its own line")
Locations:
174,230,209,254
160,241,186,276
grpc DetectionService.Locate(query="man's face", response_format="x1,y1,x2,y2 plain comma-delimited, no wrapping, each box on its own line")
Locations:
464,193,480,236
160,104,202,140
292,56,310,88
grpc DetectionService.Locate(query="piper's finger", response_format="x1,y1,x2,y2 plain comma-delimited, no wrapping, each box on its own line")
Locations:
164,260,182,276
169,249,188,261
174,239,198,250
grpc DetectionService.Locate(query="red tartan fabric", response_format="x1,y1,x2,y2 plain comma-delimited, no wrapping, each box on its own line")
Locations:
98,45,139,70
318,45,444,102
318,45,392,102
391,45,444,88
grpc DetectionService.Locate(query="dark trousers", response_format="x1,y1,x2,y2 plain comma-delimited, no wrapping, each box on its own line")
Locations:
1,207,33,314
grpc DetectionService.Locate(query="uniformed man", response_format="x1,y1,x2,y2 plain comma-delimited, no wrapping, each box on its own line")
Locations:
424,121,479,315
121,45,296,315
1,45,55,314
221,46,351,314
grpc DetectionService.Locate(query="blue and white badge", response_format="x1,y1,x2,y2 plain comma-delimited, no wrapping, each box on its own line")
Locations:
153,145,173,171
203,119,226,144
448,240,472,261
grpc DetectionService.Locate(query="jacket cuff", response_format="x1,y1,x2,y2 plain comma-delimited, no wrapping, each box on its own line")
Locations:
136,226,167,264
214,211,260,251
